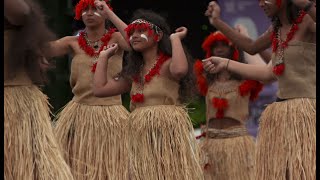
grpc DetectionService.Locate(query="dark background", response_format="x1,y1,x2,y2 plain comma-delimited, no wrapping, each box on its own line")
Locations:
37,0,214,125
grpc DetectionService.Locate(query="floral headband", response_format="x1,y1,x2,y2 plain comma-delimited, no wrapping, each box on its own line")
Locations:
74,0,113,20
124,19,162,42
201,31,239,60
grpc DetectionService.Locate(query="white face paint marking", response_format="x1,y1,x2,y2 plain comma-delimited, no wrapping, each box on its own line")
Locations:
140,34,148,42
264,0,273,4
129,36,133,41
93,12,102,17
82,11,87,16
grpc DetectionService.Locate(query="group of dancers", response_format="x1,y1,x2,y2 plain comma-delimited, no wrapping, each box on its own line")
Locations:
4,0,316,179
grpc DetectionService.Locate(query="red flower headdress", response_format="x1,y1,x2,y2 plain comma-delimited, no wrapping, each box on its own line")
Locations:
124,19,162,42
201,31,239,60
74,0,113,20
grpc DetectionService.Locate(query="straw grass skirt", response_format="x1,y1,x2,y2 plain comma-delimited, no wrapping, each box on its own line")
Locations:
54,100,129,180
4,85,74,180
199,131,255,180
128,105,203,180
255,98,316,180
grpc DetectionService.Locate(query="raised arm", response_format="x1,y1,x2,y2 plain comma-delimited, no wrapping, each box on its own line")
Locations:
202,56,276,84
46,36,74,58
94,0,131,51
93,43,131,97
205,1,272,54
4,0,31,26
168,27,189,80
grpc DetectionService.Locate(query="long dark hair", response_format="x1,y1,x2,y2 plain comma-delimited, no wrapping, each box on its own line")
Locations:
205,46,245,84
121,9,197,103
271,0,309,34
5,0,56,85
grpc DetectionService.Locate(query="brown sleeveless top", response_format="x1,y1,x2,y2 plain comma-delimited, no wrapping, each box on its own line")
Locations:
4,30,33,86
206,80,251,124
130,75,180,111
271,40,316,99
70,52,123,105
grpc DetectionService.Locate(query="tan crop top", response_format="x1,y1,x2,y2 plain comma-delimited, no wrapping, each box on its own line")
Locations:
206,80,253,124
272,40,316,99
130,75,180,111
70,52,123,106
4,30,32,86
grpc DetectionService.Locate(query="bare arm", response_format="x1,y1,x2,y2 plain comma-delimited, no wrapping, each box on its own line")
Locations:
203,56,276,83
244,51,267,65
46,36,74,58
168,27,189,80
4,0,31,26
93,44,131,97
205,1,272,54
94,0,131,51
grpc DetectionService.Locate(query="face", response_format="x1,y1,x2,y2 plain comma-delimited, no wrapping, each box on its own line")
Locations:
211,41,232,58
259,0,280,18
128,27,159,52
81,6,104,28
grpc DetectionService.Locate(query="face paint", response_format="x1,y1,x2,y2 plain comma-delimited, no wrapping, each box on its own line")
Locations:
82,11,87,16
264,0,273,4
140,34,148,42
93,12,102,17
129,36,133,41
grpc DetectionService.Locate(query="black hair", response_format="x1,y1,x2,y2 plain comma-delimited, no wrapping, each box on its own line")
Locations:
121,9,197,103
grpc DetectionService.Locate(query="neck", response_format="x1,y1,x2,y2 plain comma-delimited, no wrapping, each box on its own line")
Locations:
217,70,231,82
277,6,291,25
142,45,159,67
85,26,106,41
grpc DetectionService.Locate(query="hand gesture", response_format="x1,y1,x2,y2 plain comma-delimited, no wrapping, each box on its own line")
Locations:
99,43,118,59
94,0,111,18
290,0,313,8
202,56,228,74
205,1,221,25
170,26,188,40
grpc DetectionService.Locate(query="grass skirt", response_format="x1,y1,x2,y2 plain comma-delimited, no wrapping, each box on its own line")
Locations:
255,98,316,180
199,134,255,180
128,105,203,180
4,85,74,180
54,100,129,180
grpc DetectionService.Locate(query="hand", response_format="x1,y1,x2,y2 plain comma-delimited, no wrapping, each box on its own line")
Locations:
170,26,188,40
99,43,118,59
202,56,228,74
235,24,249,37
94,0,111,18
290,0,312,8
39,57,52,72
205,1,221,25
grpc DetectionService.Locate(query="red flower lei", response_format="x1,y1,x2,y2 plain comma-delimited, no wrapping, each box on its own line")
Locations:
78,28,116,73
210,80,263,119
270,10,306,76
131,52,170,103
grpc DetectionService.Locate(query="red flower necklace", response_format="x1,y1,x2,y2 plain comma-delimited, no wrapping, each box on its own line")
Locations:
131,52,170,103
211,80,263,119
78,28,116,73
271,10,306,76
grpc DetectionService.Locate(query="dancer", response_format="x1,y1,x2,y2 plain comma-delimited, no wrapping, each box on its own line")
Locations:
194,30,263,180
4,0,74,179
47,0,130,179
92,3,203,179
204,0,316,179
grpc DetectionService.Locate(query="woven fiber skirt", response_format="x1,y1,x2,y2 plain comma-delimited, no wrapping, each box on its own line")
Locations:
54,100,129,180
4,85,73,180
255,98,316,180
128,105,203,180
